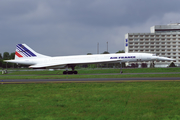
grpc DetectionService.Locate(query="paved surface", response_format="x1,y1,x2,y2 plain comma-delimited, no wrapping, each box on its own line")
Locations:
2,72,180,76
1,77,180,84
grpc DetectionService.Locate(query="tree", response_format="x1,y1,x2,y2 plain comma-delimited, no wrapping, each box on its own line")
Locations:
10,52,15,59
88,64,96,69
0,59,3,68
102,51,109,54
87,53,92,55
3,52,10,60
0,53,2,68
116,50,125,53
0,53,2,59
1,52,17,68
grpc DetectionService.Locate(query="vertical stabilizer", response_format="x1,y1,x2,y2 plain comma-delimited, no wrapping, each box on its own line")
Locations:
15,44,50,59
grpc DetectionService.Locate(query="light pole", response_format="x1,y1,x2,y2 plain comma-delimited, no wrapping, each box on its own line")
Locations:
107,42,108,52
97,42,99,54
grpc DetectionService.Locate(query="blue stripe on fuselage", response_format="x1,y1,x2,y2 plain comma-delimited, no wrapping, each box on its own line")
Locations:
110,56,136,59
110,57,117,59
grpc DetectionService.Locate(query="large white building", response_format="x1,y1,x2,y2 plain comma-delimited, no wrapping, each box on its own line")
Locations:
125,23,180,67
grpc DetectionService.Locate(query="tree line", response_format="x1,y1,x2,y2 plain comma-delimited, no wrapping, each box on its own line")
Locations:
0,52,18,68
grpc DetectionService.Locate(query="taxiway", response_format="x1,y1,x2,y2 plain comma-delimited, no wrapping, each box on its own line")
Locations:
1,77,180,84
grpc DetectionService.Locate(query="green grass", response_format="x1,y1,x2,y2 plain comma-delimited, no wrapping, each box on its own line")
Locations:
0,67,180,80
0,82,180,119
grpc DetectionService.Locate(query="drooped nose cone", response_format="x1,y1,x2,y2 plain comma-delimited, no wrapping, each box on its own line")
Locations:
150,55,175,61
157,56,175,61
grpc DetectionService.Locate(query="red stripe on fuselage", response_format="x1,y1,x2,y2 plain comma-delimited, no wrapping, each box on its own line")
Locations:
15,51,23,57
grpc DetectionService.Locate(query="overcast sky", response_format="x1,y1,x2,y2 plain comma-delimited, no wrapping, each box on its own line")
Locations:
1,0,180,56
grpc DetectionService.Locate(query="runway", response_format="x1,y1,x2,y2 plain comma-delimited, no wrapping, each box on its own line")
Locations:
1,77,180,84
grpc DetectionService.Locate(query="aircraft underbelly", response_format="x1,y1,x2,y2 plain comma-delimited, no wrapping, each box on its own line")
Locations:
47,65,67,69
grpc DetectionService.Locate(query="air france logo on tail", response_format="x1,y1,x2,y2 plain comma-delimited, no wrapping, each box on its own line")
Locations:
15,44,36,58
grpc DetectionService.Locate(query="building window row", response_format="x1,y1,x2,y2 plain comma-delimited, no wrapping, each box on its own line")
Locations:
129,46,178,49
129,42,179,45
129,49,179,54
129,38,180,42
129,34,180,38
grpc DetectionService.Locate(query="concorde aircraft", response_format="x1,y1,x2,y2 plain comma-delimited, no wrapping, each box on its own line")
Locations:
4,44,175,74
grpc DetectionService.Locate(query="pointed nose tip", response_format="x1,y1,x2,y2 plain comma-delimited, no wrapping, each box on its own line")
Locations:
158,57,175,61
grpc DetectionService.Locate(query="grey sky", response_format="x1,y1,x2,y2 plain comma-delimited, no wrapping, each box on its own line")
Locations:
1,0,180,56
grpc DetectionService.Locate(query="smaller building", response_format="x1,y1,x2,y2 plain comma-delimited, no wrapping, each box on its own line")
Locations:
125,24,180,67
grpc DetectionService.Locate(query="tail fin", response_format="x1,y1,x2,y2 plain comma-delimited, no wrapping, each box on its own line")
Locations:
15,44,50,59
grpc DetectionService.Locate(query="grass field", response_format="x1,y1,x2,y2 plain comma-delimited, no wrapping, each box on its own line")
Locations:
0,68,180,119
0,82,180,119
0,67,180,80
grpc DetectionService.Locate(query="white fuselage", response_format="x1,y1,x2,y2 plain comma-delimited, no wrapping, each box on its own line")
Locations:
6,53,171,69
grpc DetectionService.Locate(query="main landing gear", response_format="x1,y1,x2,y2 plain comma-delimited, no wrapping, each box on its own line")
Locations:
63,65,78,75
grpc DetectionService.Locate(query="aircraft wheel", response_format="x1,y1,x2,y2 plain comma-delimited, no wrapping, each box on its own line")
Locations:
63,71,67,74
73,71,78,74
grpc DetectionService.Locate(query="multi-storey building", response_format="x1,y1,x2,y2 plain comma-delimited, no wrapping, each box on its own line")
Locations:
125,23,180,67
